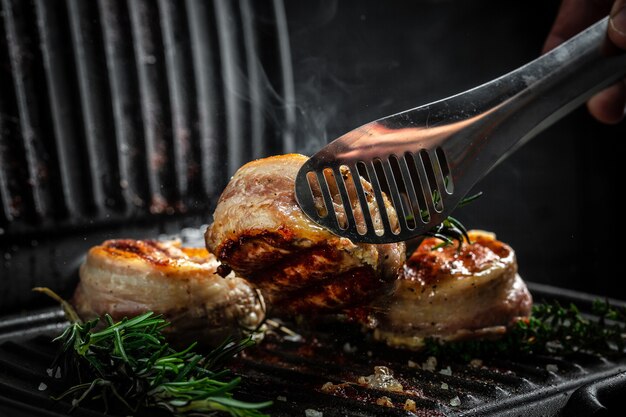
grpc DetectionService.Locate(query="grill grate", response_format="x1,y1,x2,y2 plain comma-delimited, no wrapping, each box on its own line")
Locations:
0,0,296,314
0,0,295,236
1,283,625,417
231,326,624,417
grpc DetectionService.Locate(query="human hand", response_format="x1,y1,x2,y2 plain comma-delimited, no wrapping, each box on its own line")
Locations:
544,0,626,124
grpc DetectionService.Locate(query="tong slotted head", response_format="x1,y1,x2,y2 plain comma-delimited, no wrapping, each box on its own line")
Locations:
295,16,626,244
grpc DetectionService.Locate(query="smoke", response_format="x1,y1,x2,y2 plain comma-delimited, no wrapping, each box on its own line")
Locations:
292,66,336,156
209,0,354,158
218,50,342,158
291,55,367,157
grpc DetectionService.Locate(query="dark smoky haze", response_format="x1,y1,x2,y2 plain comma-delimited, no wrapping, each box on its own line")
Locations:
285,0,626,299
0,0,624,314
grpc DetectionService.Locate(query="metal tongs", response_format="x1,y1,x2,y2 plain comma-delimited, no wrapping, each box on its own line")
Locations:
295,16,626,244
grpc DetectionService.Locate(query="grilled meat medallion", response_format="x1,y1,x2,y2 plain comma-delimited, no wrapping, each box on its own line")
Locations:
367,230,532,349
205,154,405,314
74,239,265,345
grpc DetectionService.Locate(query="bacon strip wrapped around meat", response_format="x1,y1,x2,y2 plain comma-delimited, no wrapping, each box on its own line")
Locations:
73,239,265,346
205,154,405,315
365,230,532,349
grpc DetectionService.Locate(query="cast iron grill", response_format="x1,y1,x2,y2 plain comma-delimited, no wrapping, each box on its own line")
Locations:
0,0,295,314
0,0,294,235
2,1,626,416
1,283,625,417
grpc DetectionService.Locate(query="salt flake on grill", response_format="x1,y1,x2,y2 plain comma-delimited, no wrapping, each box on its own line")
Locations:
422,356,438,372
376,396,394,407
404,399,417,412
407,359,420,368
343,342,358,353
439,366,452,376
470,358,483,368
357,366,403,392
546,364,559,372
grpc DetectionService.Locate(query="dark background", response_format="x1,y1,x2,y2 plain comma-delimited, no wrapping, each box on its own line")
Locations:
286,0,626,300
1,0,624,313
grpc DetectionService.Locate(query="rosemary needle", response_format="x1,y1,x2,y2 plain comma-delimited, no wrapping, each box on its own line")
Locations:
423,299,626,361
51,311,271,417
424,192,483,250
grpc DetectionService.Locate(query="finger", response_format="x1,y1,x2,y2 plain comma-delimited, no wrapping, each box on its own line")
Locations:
608,0,626,50
543,0,613,53
587,79,626,124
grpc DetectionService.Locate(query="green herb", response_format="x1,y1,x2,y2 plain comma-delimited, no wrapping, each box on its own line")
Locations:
49,310,271,416
425,192,483,249
456,191,483,208
426,215,471,250
423,299,626,362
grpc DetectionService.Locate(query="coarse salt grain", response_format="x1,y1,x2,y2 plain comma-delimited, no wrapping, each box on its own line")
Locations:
450,396,461,407
284,334,303,343
305,409,323,417
407,360,419,368
422,356,437,372
470,359,483,368
546,364,559,372
404,399,417,412
441,382,449,390
277,396,287,402
439,366,452,376
358,366,403,392
38,382,47,391
376,396,393,407
343,342,358,353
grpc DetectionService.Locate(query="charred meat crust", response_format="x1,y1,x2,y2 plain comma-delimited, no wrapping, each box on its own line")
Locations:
400,233,515,286
268,267,384,314
206,154,405,315
213,231,395,314
91,239,218,272
211,228,298,276
368,231,532,349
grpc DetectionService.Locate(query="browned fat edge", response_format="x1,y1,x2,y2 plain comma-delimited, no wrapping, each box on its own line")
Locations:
252,245,348,285
215,227,298,261
402,236,513,286
216,230,360,288
100,239,172,267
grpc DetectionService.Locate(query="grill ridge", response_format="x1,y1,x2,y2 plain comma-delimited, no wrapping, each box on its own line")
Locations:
0,0,295,237
158,0,201,209
1,284,626,416
98,0,151,216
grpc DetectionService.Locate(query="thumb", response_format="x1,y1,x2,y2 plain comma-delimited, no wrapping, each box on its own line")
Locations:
609,0,626,50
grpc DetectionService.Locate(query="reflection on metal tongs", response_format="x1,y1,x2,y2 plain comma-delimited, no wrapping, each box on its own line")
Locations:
295,16,626,244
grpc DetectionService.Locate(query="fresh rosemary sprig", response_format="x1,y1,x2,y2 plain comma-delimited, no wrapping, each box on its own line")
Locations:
423,299,626,362
50,311,271,416
425,191,482,249
426,215,471,250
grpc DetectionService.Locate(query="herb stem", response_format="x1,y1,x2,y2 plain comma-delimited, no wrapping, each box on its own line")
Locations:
50,311,271,417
